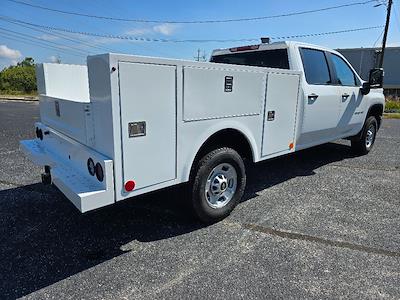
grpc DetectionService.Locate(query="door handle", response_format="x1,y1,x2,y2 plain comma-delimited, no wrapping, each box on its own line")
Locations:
308,93,319,102
342,93,350,99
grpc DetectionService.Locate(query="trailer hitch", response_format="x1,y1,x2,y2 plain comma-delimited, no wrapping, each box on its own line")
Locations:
41,165,52,185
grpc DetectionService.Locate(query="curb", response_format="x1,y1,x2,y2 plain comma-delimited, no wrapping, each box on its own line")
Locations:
383,113,400,119
0,96,38,101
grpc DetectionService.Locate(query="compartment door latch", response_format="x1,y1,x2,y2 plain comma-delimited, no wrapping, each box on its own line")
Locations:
224,76,233,92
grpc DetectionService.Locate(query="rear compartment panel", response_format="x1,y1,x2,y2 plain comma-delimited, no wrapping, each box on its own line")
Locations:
39,96,95,147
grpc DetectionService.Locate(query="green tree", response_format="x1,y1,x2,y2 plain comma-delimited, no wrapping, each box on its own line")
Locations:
17,57,35,67
0,57,37,94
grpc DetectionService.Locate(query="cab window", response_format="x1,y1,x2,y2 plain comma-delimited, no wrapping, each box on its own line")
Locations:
330,54,359,86
210,49,289,69
300,48,331,85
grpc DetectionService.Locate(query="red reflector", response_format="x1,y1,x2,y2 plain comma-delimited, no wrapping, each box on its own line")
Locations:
229,45,260,52
125,180,135,192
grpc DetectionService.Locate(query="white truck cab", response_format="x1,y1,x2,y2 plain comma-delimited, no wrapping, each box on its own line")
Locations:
21,41,385,223
211,41,384,150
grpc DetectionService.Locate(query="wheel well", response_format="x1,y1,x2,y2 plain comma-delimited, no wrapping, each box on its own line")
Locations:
367,104,383,128
190,129,254,178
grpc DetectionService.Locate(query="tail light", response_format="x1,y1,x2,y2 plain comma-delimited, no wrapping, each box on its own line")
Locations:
95,163,104,182
87,158,95,176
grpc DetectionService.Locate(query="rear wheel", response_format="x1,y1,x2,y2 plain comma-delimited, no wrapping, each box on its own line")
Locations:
191,147,246,223
351,116,378,155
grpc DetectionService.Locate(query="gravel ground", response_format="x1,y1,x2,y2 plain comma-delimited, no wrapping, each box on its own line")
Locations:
0,100,399,299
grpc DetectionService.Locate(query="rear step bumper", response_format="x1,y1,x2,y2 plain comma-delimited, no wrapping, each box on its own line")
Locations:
20,122,115,212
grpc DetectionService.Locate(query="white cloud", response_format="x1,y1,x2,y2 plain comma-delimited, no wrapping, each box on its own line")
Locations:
126,28,152,36
0,45,22,60
39,34,60,41
126,23,179,37
153,24,179,36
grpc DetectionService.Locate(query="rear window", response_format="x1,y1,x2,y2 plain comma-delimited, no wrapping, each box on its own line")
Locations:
210,49,290,69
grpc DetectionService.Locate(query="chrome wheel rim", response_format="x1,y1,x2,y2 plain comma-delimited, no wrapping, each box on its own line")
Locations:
365,124,375,149
205,163,237,209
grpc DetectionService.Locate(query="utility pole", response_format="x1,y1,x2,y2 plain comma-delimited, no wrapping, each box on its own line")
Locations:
194,49,207,62
379,0,393,68
195,49,201,61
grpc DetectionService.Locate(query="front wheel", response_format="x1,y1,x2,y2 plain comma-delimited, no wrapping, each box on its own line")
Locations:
191,147,246,223
351,116,378,155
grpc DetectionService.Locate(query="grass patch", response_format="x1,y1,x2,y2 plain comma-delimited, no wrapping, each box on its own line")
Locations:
385,100,400,113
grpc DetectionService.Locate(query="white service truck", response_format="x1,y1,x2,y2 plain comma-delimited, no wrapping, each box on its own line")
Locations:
21,41,385,223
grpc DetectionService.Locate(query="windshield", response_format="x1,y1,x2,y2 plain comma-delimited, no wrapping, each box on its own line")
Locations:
210,49,289,69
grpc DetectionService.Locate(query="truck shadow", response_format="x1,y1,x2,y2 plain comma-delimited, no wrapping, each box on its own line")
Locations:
243,141,357,201
0,141,357,299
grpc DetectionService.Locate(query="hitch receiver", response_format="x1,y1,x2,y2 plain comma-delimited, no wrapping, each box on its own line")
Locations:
41,165,52,185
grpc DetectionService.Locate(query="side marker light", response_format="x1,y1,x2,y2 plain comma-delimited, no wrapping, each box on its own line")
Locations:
125,180,135,192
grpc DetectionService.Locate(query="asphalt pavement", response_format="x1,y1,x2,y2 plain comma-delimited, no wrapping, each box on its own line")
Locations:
0,100,399,299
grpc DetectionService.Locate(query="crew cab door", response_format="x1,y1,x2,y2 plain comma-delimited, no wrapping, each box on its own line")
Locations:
328,53,365,134
298,48,341,146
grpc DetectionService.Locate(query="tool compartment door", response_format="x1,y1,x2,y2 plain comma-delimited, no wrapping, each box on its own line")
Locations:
262,72,300,157
118,62,176,190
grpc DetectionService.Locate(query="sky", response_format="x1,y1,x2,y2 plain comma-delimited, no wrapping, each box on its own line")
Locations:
0,0,400,69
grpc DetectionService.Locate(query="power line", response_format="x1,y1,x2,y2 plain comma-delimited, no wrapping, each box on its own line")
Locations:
0,32,88,58
392,4,400,31
1,17,118,53
0,28,88,56
0,33,85,58
1,16,174,57
0,27,90,56
270,26,384,41
6,0,377,24
373,28,385,46
0,16,384,43
14,19,170,57
0,32,86,58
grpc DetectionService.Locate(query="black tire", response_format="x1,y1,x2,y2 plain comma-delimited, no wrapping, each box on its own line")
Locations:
351,116,378,155
191,147,246,223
